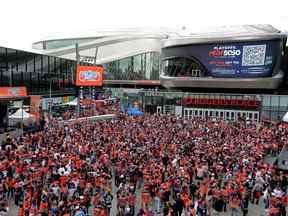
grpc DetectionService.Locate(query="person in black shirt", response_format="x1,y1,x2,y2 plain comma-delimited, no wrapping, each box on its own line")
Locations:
241,194,249,216
103,191,113,215
173,194,184,216
189,181,198,201
276,201,286,216
162,154,169,168
213,196,224,215
280,175,288,192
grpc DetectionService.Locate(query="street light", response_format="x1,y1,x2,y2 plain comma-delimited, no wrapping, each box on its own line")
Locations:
49,79,52,115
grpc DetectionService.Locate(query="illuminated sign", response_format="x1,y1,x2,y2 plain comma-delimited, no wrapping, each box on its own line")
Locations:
182,97,261,108
76,65,103,86
0,87,27,98
204,43,271,77
171,40,280,78
208,49,241,57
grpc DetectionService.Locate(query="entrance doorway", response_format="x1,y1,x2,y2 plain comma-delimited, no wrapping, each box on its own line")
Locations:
156,106,162,114
163,105,175,115
183,108,259,123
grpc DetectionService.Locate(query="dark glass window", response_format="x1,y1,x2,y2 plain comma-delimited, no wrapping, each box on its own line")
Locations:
163,57,205,77
0,46,75,95
103,52,160,80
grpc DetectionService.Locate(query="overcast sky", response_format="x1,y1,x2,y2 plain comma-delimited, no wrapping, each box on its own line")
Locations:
0,0,288,50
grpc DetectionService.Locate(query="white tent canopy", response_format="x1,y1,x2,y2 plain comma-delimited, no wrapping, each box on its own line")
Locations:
282,112,288,122
9,108,34,119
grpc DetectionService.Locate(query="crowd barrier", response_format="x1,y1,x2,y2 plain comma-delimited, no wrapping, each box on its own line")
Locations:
0,128,23,143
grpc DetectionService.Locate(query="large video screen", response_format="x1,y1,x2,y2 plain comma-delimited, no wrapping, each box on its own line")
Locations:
76,65,104,86
201,41,279,77
165,40,281,78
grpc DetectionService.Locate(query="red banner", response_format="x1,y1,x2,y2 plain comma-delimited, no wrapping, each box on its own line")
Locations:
0,87,27,98
30,95,41,123
182,97,261,108
76,65,103,86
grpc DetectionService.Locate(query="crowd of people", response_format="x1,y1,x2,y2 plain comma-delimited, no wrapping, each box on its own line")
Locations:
0,109,288,215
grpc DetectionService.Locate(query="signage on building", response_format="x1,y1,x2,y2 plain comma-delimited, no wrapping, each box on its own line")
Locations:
80,56,96,64
182,97,261,108
30,95,41,122
0,87,27,98
179,40,280,78
76,65,103,86
204,42,276,77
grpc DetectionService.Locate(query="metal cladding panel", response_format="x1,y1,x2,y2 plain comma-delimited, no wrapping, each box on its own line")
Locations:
160,71,284,89
162,39,284,78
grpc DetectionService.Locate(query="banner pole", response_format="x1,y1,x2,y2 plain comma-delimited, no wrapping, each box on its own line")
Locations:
93,46,98,114
76,43,80,118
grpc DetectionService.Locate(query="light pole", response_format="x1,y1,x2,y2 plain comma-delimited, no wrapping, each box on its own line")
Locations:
49,78,52,115
93,46,98,114
21,101,24,135
76,43,80,118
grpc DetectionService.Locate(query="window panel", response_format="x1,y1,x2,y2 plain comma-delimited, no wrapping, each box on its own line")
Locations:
151,52,160,79
271,96,279,107
262,95,271,107
279,96,288,107
119,58,129,80
0,47,7,68
145,53,151,79
163,56,205,77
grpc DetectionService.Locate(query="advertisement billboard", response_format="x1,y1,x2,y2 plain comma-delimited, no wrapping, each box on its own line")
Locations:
201,41,278,77
76,65,103,86
164,40,281,78
0,87,27,98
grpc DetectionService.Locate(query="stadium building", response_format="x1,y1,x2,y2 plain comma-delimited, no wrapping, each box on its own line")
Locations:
0,25,288,123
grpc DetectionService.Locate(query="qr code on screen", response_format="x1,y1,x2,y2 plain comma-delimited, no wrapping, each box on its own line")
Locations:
242,44,266,66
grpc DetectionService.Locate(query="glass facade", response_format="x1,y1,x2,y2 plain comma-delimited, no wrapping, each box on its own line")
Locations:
0,48,160,96
262,95,288,120
102,52,160,80
163,57,206,77
138,90,288,121
0,46,76,96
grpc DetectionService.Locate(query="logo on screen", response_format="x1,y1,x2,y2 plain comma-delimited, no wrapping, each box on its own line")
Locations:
8,87,20,96
209,49,241,57
79,70,100,81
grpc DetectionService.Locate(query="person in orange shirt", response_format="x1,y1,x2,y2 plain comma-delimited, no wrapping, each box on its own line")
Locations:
39,200,48,215
17,204,25,216
180,193,191,214
7,177,15,199
199,182,209,197
141,191,151,209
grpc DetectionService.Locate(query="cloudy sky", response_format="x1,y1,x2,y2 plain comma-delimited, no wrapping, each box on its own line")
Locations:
0,0,287,50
